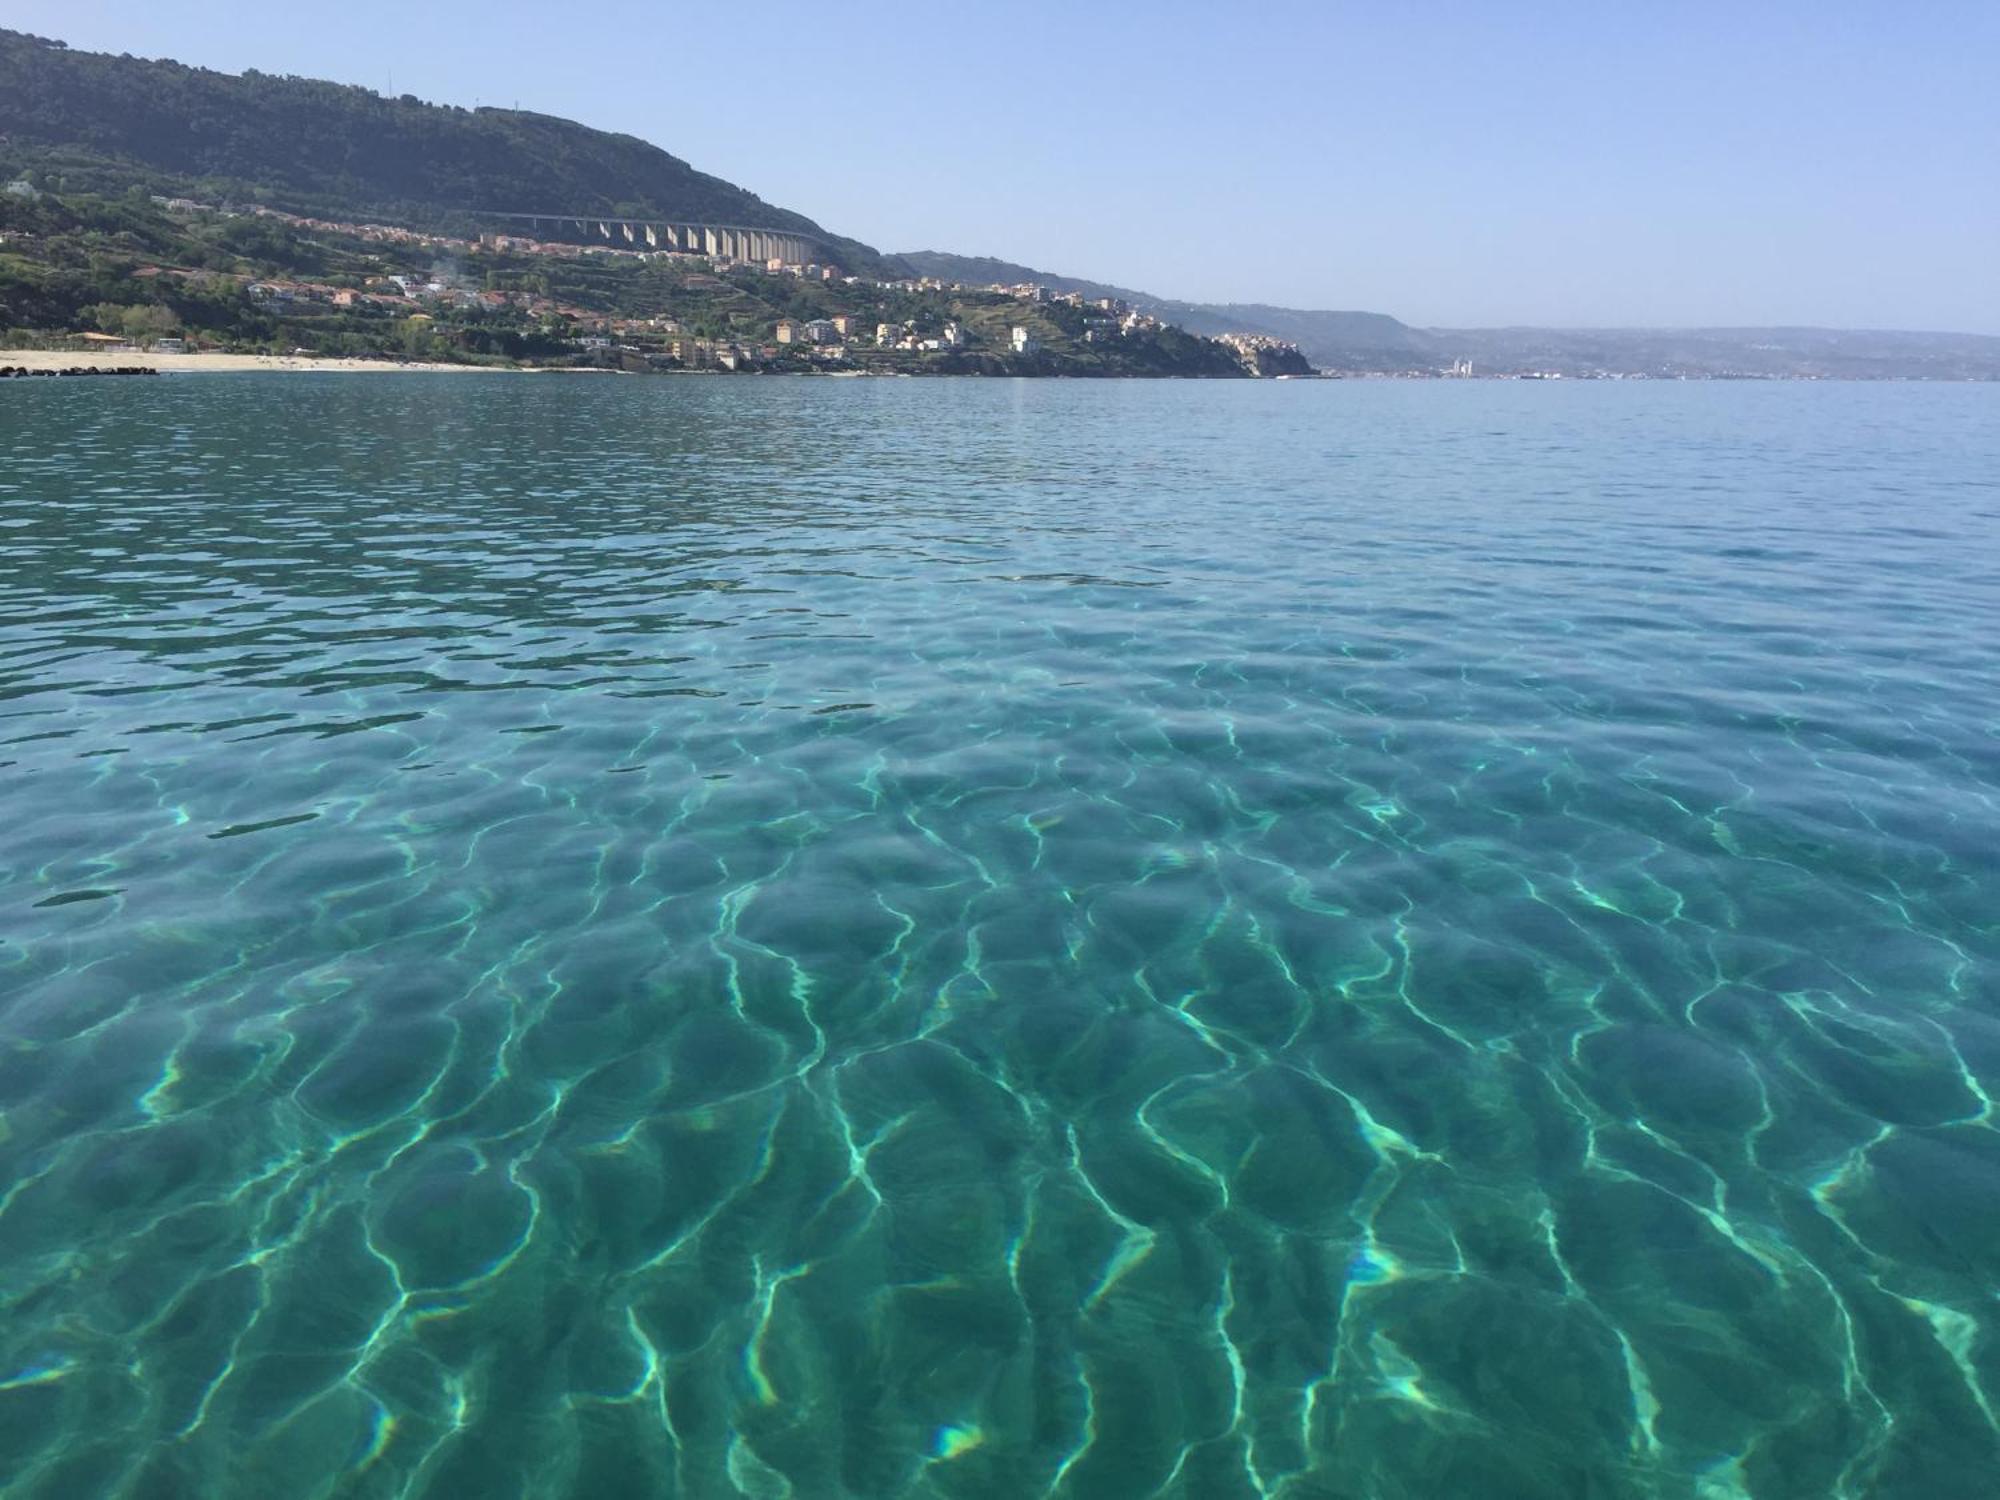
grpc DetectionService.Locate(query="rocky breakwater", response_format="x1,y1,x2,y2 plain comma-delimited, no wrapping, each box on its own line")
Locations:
1,364,161,377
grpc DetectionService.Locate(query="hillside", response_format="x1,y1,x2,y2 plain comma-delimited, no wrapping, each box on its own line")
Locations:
0,29,887,273
897,250,1430,370
1,189,1263,377
897,250,2000,378
896,251,1150,307
1150,302,1430,368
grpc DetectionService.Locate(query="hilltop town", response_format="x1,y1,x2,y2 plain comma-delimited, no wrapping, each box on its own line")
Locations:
0,184,1312,378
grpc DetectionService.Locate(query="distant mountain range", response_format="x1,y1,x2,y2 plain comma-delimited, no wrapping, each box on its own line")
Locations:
897,251,2000,380
1418,324,2000,381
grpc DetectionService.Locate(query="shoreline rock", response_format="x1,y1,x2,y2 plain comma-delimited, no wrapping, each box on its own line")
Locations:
0,364,160,378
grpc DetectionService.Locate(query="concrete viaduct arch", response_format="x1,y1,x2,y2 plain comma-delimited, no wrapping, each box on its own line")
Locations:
479,213,819,265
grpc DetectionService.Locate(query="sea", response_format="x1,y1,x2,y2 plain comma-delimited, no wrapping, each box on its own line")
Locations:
2,374,1996,1498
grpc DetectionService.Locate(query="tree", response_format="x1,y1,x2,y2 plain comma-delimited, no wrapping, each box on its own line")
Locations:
119,303,177,339
79,302,176,339
398,316,434,356
82,300,132,332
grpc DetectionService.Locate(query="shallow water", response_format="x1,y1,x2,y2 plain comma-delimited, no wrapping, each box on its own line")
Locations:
2,375,1997,1498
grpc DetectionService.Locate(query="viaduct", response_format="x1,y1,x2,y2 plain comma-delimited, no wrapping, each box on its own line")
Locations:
479,213,820,265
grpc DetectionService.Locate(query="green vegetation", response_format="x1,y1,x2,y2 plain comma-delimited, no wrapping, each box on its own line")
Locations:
0,29,1284,376
899,250,1427,371
0,28,887,274
0,192,1259,375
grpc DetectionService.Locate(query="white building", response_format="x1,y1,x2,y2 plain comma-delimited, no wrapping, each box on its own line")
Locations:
1010,327,1039,355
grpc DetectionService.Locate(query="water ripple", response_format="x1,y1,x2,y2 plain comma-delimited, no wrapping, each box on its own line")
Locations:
1,376,1997,1497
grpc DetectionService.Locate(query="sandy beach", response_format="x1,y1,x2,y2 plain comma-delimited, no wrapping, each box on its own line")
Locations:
1,350,525,375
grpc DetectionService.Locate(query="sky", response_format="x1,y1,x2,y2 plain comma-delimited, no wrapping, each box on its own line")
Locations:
10,0,1999,332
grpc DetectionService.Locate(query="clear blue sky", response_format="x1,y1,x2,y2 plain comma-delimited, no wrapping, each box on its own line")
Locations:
14,0,1999,332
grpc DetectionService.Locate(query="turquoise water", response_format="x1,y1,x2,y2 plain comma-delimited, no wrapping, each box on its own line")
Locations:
2,375,1997,1498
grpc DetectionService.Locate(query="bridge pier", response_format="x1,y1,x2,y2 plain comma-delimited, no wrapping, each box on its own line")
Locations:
475,214,818,266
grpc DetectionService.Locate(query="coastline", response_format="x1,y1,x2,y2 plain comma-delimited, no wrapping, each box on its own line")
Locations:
1,351,1257,379
1,350,526,375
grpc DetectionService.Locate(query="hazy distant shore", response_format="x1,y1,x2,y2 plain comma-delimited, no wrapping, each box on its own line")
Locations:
2,350,526,375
